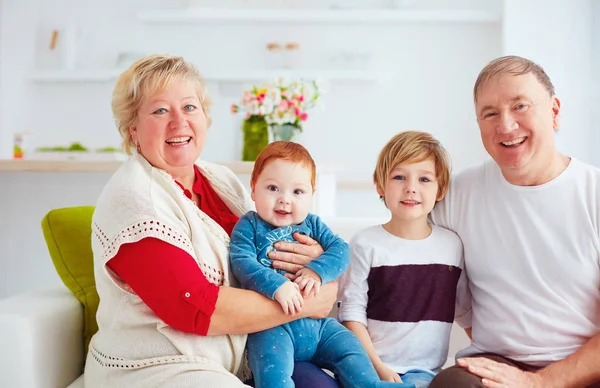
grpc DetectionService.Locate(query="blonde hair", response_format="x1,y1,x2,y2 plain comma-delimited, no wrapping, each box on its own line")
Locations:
111,54,212,154
473,55,555,102
373,131,451,200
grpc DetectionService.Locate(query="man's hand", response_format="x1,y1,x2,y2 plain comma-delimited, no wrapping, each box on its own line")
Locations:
269,233,324,276
294,268,322,297
457,358,544,388
375,363,403,383
274,281,304,315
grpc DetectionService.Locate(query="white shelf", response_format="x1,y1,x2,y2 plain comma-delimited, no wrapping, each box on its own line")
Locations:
0,159,253,173
0,159,342,175
138,8,501,24
30,69,384,83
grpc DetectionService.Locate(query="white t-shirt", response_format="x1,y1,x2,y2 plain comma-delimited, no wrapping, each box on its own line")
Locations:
431,157,600,366
338,224,467,374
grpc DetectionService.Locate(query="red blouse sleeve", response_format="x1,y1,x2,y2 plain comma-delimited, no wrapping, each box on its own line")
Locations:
107,237,219,336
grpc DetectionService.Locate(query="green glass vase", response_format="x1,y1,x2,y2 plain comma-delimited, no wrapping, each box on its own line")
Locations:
242,116,269,161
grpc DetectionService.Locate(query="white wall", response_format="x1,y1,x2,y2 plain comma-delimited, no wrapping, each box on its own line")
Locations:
502,0,594,164
0,0,500,179
0,1,3,157
0,172,113,298
593,1,600,167
2,0,598,298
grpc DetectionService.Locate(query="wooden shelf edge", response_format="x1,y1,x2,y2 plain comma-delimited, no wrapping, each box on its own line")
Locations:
0,159,257,174
0,160,372,189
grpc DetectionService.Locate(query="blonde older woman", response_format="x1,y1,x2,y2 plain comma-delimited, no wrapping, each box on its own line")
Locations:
85,54,339,388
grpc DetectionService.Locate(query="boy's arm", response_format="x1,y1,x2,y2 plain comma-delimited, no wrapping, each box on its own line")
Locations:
343,321,401,382
303,214,350,284
338,241,399,381
230,215,289,300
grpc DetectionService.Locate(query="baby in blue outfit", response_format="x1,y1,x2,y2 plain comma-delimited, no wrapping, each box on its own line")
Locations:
230,141,412,388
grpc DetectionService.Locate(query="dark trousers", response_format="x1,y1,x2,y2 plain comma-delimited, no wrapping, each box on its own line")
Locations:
245,361,340,388
429,353,600,388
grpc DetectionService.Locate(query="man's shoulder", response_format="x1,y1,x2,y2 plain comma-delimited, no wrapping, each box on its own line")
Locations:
452,160,493,187
570,158,600,179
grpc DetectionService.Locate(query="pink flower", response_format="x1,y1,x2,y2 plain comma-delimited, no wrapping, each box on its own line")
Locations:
299,112,308,121
230,104,238,114
278,100,289,110
298,95,305,102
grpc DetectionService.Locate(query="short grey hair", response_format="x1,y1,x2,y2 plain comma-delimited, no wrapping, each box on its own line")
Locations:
473,55,555,102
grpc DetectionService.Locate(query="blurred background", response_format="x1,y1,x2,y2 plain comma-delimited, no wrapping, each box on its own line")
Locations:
0,0,598,297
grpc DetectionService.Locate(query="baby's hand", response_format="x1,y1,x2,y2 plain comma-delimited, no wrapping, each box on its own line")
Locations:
274,281,304,315
294,268,322,297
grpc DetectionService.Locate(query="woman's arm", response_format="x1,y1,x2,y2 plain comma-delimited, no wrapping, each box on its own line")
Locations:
208,282,338,336
109,237,338,337
108,237,218,335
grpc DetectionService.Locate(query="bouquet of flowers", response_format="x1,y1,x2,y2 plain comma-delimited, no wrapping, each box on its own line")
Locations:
231,77,322,133
231,77,322,161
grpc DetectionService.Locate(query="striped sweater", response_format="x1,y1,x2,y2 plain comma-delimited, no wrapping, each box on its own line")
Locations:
338,224,469,374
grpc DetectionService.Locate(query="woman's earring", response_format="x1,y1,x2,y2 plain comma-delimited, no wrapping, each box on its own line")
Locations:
136,142,141,153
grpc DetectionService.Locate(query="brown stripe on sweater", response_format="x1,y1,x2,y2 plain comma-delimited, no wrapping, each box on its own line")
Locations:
366,264,461,323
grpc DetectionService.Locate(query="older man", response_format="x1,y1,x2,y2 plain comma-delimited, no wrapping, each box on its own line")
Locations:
430,56,600,388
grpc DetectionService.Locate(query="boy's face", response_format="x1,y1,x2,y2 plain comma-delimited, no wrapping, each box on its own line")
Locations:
377,158,441,223
251,159,314,227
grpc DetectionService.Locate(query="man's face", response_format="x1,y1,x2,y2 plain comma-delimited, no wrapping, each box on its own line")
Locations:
475,73,560,173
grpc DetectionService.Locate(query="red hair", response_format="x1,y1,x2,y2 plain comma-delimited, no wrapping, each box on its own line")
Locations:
250,141,316,191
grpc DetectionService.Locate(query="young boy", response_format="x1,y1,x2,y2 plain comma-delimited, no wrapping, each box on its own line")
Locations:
338,131,470,388
230,141,411,388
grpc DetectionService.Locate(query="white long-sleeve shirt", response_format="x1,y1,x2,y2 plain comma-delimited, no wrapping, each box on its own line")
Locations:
431,157,600,367
338,224,468,374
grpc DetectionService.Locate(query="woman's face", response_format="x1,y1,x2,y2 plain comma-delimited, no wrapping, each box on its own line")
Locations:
131,78,207,175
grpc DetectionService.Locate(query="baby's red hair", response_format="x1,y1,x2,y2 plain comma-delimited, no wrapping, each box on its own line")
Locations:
250,141,317,192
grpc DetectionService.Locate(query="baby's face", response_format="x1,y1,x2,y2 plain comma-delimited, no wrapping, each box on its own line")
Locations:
251,159,314,227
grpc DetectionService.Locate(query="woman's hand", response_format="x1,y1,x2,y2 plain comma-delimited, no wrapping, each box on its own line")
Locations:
268,233,324,277
302,281,338,319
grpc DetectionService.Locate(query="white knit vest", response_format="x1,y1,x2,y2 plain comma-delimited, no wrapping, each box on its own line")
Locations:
86,153,253,387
